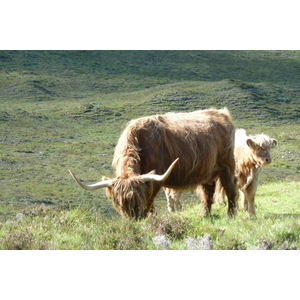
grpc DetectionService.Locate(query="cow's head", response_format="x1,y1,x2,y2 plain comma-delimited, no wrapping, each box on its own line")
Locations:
69,158,179,219
246,134,277,166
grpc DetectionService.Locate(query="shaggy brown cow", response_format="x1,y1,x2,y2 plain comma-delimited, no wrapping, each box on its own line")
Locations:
69,108,237,219
165,129,277,217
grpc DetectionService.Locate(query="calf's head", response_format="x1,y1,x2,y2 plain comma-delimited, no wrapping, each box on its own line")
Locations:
246,134,277,166
69,158,179,219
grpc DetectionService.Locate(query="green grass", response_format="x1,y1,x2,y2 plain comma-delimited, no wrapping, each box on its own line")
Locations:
0,182,299,250
0,50,299,249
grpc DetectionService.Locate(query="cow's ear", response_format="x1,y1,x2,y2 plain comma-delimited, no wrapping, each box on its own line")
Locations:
246,138,256,149
105,187,112,198
272,139,278,148
102,176,113,198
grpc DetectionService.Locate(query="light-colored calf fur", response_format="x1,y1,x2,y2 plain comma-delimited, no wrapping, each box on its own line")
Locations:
228,129,277,215
164,129,277,216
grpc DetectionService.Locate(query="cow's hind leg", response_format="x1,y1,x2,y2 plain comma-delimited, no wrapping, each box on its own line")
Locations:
219,165,238,217
198,182,216,217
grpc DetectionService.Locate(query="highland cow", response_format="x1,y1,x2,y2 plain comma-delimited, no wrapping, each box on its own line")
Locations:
69,108,237,219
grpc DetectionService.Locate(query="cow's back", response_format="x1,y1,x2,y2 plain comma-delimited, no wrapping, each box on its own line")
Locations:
113,108,235,189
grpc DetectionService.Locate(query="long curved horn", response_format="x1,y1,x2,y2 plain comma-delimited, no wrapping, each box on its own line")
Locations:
140,158,179,182
68,169,113,190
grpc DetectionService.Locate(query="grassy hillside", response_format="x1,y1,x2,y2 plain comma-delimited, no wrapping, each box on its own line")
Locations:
0,50,299,249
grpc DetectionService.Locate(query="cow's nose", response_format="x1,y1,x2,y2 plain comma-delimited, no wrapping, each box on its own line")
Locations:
265,157,271,164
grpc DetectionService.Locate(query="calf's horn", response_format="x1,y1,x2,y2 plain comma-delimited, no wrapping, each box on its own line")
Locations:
140,158,179,182
68,169,113,190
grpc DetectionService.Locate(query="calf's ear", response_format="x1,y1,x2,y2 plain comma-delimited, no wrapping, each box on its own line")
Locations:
272,139,278,148
246,138,256,149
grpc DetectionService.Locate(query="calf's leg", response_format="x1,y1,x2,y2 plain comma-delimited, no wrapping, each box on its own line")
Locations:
240,191,248,211
245,183,258,217
164,188,183,212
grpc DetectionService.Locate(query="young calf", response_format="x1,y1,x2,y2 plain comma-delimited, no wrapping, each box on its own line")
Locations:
228,129,277,215
164,129,277,216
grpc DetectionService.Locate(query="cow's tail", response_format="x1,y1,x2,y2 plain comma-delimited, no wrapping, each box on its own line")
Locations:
213,178,227,205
